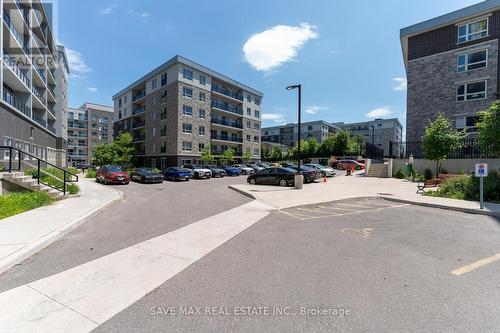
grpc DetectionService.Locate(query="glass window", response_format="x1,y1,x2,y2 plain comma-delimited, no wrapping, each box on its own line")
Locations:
199,75,206,85
199,126,205,136
183,68,193,80
182,105,193,116
457,81,486,101
199,92,206,102
199,143,205,151
182,123,192,134
246,94,251,102
254,110,260,118
199,109,206,118
161,73,167,86
458,19,488,43
152,79,157,89
182,87,193,98
457,50,487,72
247,107,251,116
182,141,192,151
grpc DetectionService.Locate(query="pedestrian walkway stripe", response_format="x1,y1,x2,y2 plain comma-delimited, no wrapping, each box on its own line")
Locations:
450,253,500,276
0,200,273,332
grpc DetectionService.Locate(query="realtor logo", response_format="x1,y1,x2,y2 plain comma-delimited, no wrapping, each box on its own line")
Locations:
475,163,488,177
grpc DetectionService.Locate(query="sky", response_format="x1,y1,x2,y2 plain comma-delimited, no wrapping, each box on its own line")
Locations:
57,0,481,131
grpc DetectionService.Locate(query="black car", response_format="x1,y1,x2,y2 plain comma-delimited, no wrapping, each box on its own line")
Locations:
207,166,226,178
247,167,297,187
288,165,321,183
130,168,164,183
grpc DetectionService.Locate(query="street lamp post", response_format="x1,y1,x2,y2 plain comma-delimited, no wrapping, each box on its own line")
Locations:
286,84,303,189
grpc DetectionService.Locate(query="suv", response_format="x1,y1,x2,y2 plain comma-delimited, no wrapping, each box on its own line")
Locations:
232,164,254,175
336,160,365,170
183,164,212,179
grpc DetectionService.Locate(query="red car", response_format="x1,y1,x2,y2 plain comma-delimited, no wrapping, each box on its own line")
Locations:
96,165,130,185
336,160,365,170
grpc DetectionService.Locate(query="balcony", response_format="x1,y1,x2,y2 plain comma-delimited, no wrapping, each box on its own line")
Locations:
34,62,46,83
211,117,243,129
211,100,243,115
211,149,243,157
32,113,46,127
3,88,30,118
212,85,243,101
211,134,243,143
33,85,46,104
132,106,146,116
133,134,145,142
160,112,167,120
132,120,145,129
47,124,56,134
3,49,30,87
132,91,146,102
3,12,29,56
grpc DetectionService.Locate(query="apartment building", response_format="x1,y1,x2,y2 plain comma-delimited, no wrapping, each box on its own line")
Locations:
261,120,340,147
112,55,263,169
67,103,113,166
401,0,500,142
0,0,69,166
333,118,403,155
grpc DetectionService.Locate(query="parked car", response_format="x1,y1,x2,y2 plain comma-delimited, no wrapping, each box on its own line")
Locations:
303,163,336,177
288,165,321,183
130,168,164,183
207,165,226,178
96,165,130,185
246,164,265,173
223,165,241,176
162,167,192,181
232,164,254,175
247,167,297,186
336,160,365,170
280,161,295,168
183,164,212,179
74,162,89,170
257,162,270,169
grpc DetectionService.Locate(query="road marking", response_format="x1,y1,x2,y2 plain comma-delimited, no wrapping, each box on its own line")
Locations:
0,200,273,332
295,204,409,220
318,205,359,212
277,209,309,220
353,201,396,207
450,253,500,276
342,228,374,238
336,203,375,209
297,207,340,215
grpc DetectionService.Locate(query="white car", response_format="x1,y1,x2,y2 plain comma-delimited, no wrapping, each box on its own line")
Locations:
233,164,254,175
183,164,212,179
304,163,336,177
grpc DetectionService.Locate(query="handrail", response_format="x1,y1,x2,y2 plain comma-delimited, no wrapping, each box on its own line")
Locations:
0,145,79,195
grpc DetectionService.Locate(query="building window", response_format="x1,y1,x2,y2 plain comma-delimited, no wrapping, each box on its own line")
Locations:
198,125,205,136
457,50,487,72
161,73,167,86
457,81,486,101
254,97,261,106
152,112,156,121
455,115,480,133
152,79,157,89
199,143,205,151
183,68,193,80
253,136,259,143
30,127,34,138
253,148,259,156
124,95,127,103
254,110,260,118
182,87,193,98
458,18,488,43
182,105,193,116
118,98,122,107
152,96,157,105
199,92,206,102
254,122,260,130
199,75,206,85
182,123,192,134
92,114,97,121
246,94,251,102
247,107,251,116
182,141,192,151
199,109,206,119
246,135,250,142
246,121,251,129
152,127,156,137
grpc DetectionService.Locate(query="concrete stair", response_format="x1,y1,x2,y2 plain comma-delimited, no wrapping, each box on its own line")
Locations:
2,172,66,200
366,163,389,178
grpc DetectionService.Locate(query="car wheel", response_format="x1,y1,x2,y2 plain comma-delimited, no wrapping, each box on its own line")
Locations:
249,178,256,185
95,177,99,183
279,178,288,187
125,182,129,185
194,172,199,179
141,176,146,183
104,178,108,185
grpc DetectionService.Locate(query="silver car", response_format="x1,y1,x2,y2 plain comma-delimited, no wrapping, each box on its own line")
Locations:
304,163,336,177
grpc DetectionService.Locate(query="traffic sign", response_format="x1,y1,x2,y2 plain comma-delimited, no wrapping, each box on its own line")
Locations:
475,163,488,177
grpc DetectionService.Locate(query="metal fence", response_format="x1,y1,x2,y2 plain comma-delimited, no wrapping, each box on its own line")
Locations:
388,138,498,159
364,142,384,160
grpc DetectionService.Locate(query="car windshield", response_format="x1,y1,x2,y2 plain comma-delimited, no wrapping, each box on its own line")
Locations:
140,168,157,174
107,166,122,172
281,167,296,173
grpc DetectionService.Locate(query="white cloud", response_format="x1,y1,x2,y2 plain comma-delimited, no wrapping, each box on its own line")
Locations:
366,107,393,118
87,87,98,92
262,113,286,123
305,105,327,114
140,12,151,18
66,48,91,79
243,23,318,72
393,77,407,91
101,4,117,15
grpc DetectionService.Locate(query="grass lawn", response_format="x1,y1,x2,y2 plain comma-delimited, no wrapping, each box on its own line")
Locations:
0,191,54,220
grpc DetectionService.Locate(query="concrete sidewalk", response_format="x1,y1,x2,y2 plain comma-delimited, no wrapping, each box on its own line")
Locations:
0,176,123,275
229,172,500,217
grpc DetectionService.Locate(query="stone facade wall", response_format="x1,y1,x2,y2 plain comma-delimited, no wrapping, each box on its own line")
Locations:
406,39,498,142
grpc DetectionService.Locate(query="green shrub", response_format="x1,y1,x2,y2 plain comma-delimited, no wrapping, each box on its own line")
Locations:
67,167,79,175
394,169,405,179
0,165,5,172
424,168,433,180
0,191,54,219
85,169,97,178
25,167,80,194
426,172,500,203
440,168,448,174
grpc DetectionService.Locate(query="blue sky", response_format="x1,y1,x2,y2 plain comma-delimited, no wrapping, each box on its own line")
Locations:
58,0,480,130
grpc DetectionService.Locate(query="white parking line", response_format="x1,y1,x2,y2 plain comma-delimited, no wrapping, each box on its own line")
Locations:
451,253,500,276
352,201,397,207
318,205,359,212
297,207,341,216
296,204,410,220
336,203,376,209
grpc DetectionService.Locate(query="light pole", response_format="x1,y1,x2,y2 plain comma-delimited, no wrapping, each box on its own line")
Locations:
286,84,303,189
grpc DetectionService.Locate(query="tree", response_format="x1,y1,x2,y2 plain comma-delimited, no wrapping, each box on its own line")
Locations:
271,145,282,161
112,133,135,165
305,138,319,158
332,130,349,156
477,101,500,156
318,135,336,157
200,145,215,165
92,144,114,166
222,148,235,165
242,150,252,163
261,146,271,161
422,113,464,178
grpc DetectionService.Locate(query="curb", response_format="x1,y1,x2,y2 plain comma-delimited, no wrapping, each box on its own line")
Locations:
0,184,124,275
228,185,257,200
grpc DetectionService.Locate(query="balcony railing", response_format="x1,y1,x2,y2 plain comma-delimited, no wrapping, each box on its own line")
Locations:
3,49,30,87
211,117,243,129
33,113,46,127
212,85,243,101
211,100,243,115
3,12,29,55
34,63,46,82
211,150,243,156
132,120,145,129
132,106,146,116
133,134,145,142
3,88,31,117
47,124,56,134
132,91,146,102
33,85,46,104
211,134,243,143
15,0,30,27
